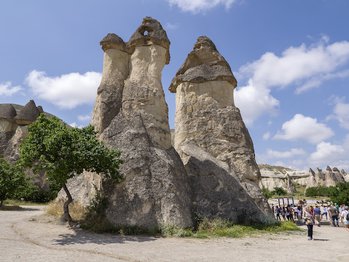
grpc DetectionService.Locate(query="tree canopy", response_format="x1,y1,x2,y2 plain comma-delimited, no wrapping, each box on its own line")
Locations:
0,158,26,207
20,114,123,221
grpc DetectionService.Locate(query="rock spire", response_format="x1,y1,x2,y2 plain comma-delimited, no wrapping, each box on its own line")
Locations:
170,36,273,224
90,17,192,229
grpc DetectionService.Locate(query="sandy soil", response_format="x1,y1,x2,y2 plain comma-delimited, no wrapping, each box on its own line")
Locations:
1,206,348,262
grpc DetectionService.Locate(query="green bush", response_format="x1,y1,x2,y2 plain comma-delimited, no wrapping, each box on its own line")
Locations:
272,187,287,196
305,185,332,197
261,187,273,199
329,182,349,205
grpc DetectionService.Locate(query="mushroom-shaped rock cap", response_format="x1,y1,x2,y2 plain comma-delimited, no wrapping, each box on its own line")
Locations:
169,36,237,93
326,166,332,172
128,17,170,64
100,33,127,52
0,104,17,120
15,100,40,125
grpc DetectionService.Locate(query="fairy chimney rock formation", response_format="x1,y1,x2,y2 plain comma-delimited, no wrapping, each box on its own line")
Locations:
92,33,129,134
1,100,45,161
170,36,273,224
122,17,171,149
91,17,192,229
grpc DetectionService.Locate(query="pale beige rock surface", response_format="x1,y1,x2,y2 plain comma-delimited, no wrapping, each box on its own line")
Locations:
171,36,273,223
259,165,347,193
86,17,193,229
92,34,129,134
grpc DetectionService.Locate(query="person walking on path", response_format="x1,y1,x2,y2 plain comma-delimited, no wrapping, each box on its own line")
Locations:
321,205,328,220
304,206,315,240
314,205,321,227
329,205,339,227
341,206,349,231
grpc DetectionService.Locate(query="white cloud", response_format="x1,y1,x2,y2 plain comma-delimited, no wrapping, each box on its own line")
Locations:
69,122,85,129
78,114,91,122
309,141,346,167
329,100,349,130
0,81,22,96
274,114,334,144
235,39,349,124
266,148,306,159
167,0,236,13
26,70,101,109
235,80,279,125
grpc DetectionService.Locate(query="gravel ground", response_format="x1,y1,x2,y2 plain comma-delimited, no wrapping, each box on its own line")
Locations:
1,206,349,262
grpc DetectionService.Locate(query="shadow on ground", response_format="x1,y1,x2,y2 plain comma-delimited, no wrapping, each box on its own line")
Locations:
54,229,158,245
0,205,41,211
313,238,329,241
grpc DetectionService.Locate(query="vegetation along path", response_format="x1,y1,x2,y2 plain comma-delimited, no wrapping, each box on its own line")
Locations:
1,206,349,262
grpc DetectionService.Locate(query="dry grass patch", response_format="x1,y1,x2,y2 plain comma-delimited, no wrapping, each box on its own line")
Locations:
46,200,87,221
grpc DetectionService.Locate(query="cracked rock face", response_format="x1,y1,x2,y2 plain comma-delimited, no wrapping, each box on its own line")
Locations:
89,17,192,229
170,36,273,224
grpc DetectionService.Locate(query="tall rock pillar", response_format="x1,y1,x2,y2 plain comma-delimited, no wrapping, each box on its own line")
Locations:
170,36,273,224
92,34,129,134
122,17,172,149
98,17,192,229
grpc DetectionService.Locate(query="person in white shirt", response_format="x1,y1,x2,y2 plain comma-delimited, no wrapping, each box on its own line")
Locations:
341,206,349,230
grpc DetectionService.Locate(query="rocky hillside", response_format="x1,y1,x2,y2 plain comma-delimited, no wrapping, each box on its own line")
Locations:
259,164,348,194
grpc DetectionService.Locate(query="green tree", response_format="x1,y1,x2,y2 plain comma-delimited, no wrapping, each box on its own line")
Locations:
0,158,26,207
272,187,287,196
20,115,122,222
261,187,273,199
329,182,349,205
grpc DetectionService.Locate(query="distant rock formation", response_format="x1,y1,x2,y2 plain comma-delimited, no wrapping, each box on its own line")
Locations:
90,17,192,229
259,164,347,193
169,36,273,224
0,100,43,160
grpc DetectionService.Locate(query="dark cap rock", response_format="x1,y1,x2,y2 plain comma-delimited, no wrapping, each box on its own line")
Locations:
15,100,40,125
0,104,17,121
169,36,237,93
100,33,127,52
128,17,170,64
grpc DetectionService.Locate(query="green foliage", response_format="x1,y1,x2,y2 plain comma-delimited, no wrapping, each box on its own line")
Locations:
81,189,114,232
305,186,332,197
261,187,273,199
304,183,349,205
20,115,123,187
14,182,59,203
329,182,349,205
272,187,287,196
161,219,300,239
0,159,26,206
19,114,123,221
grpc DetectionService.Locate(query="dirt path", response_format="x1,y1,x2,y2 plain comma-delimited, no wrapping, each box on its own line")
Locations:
1,206,348,262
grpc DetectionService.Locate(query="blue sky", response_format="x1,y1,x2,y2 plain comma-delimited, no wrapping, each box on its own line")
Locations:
1,0,349,171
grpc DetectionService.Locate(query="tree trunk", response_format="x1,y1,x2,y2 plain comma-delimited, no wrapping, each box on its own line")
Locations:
0,199,3,208
62,183,73,223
